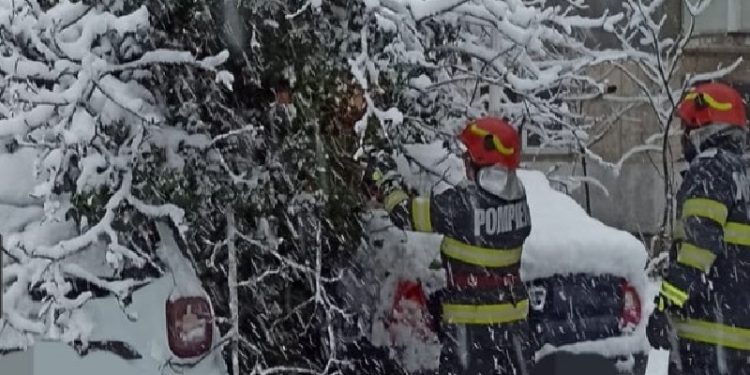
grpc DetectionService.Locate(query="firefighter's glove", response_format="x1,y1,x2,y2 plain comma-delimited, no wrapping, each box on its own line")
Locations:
362,152,400,199
657,280,689,312
647,283,688,350
647,298,673,350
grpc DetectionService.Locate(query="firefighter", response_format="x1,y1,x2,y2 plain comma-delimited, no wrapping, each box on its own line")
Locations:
647,81,750,374
365,117,532,375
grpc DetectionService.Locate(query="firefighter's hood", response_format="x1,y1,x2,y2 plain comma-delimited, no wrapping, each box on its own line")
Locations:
477,165,525,200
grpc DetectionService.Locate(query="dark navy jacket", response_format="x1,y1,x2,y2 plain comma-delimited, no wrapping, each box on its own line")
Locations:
383,166,532,325
667,131,750,352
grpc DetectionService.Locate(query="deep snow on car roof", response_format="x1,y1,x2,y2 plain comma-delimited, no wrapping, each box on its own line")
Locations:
518,170,648,282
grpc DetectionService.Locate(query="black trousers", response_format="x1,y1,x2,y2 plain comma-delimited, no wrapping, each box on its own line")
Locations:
439,322,531,375
669,340,750,375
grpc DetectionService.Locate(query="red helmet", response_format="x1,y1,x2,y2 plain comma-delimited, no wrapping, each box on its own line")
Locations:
459,117,521,169
677,82,747,129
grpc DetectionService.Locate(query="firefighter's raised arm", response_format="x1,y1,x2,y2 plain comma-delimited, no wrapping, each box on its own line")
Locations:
364,152,458,234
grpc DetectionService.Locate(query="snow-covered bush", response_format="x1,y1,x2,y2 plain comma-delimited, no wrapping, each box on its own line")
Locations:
135,1,373,374
0,0,231,354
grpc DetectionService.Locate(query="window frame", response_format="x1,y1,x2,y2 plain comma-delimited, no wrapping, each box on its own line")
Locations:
684,0,746,36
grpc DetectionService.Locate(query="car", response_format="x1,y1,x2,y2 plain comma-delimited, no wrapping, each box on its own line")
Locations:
0,146,225,375
349,142,657,374
520,171,653,374
1,222,227,375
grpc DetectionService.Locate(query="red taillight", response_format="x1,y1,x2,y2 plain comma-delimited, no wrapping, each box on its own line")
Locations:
166,296,214,358
619,282,642,331
387,279,435,344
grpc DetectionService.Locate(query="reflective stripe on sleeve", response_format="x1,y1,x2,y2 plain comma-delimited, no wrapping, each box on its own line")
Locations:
443,300,529,325
677,243,717,273
675,319,750,351
681,198,728,226
660,281,689,308
440,237,521,268
724,221,750,246
384,190,409,212
411,197,432,232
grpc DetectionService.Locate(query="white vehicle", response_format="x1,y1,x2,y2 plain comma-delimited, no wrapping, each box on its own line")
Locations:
352,142,658,374
0,221,227,375
0,149,227,375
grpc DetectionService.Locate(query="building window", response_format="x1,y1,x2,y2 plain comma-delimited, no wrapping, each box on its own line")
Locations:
684,0,750,35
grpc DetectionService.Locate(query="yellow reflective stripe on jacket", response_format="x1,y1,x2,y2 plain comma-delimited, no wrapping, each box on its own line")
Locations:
681,198,728,226
677,243,717,273
384,190,409,212
443,299,529,325
411,197,432,232
661,281,688,308
725,221,750,246
675,319,750,351
440,237,521,268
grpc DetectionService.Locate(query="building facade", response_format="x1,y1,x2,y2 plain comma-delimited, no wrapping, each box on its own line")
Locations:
524,0,748,238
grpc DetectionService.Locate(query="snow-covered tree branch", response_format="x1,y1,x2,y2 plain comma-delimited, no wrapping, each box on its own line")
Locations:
598,0,741,245
346,0,665,186
0,0,231,353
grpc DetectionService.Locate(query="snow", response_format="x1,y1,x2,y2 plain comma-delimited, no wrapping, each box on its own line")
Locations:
155,222,207,301
56,6,150,60
534,328,649,361
0,204,43,235
521,170,648,282
96,75,162,123
644,349,670,375
0,105,56,138
409,74,432,90
148,126,211,170
64,108,96,144
349,210,442,372
76,153,109,194
31,276,226,375
405,0,469,21
43,0,90,26
110,49,231,72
